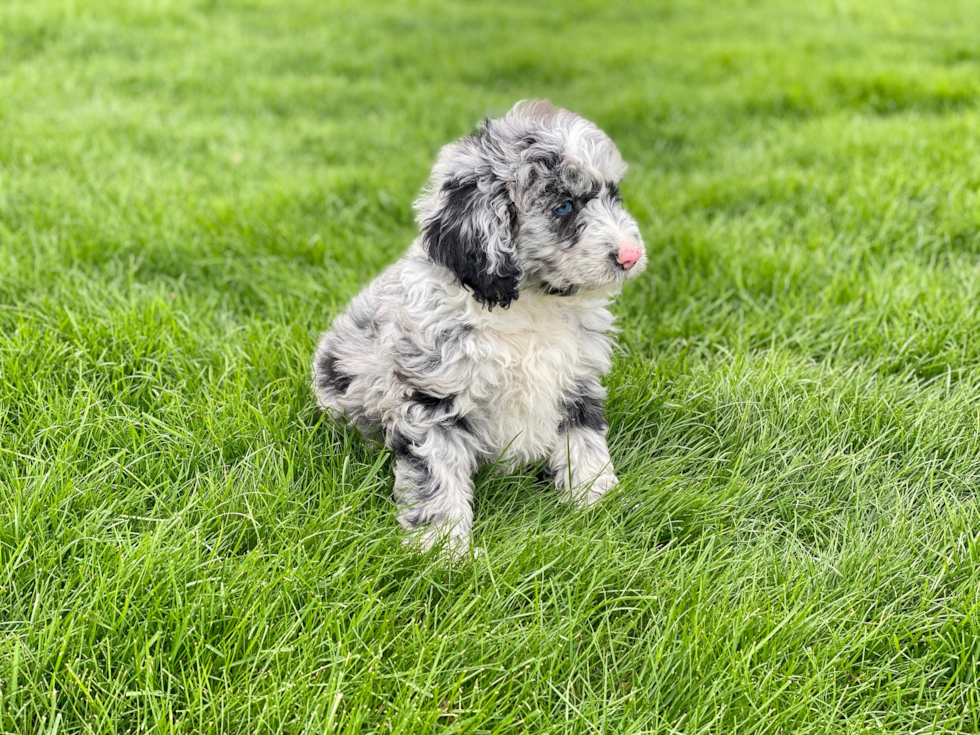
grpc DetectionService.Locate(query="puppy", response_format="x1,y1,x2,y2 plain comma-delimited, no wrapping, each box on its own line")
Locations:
312,100,646,555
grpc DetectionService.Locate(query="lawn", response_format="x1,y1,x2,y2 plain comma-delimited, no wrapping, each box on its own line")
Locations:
3,0,980,731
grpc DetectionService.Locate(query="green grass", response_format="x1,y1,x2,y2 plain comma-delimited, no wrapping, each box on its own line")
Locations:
3,0,980,731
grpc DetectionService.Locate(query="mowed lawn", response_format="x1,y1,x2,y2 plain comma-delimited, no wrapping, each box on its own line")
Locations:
3,0,980,732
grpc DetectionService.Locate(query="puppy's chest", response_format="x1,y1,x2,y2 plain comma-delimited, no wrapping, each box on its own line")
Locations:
469,307,590,460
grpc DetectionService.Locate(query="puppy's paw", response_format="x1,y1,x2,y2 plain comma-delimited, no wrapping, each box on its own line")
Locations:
558,472,618,507
585,472,619,505
586,473,619,505
403,526,477,562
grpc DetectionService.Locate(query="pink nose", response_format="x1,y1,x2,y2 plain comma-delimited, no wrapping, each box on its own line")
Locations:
617,241,642,270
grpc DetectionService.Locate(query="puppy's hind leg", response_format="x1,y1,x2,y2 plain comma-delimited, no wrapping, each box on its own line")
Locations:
387,416,482,558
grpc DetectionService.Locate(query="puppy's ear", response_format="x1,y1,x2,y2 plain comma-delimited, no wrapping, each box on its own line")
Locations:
417,129,520,310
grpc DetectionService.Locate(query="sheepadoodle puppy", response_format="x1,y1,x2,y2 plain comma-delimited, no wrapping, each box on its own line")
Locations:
312,100,646,555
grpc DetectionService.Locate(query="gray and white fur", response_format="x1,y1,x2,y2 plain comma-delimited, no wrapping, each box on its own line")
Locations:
312,100,646,555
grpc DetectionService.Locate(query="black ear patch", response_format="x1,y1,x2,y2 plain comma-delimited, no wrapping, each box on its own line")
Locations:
422,178,521,310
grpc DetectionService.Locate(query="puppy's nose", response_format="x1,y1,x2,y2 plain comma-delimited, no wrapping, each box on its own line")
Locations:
616,241,643,270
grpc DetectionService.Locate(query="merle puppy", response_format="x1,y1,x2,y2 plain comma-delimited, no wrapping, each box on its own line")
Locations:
312,100,646,555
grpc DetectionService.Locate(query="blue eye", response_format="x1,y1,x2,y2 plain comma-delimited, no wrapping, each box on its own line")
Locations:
554,200,573,215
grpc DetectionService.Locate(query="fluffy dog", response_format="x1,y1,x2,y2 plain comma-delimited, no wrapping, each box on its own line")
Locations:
312,100,646,555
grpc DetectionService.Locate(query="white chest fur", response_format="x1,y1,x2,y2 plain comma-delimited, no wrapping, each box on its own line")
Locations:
464,292,612,463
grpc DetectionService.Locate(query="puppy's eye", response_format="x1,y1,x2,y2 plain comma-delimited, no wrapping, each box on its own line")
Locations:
554,201,573,216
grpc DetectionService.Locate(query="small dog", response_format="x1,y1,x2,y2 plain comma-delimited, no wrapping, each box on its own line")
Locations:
312,100,646,555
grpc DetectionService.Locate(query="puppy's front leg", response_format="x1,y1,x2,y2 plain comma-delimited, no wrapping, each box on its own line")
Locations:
550,384,618,505
388,420,481,556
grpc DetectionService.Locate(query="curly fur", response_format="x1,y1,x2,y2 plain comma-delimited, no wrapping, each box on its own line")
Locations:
312,100,646,555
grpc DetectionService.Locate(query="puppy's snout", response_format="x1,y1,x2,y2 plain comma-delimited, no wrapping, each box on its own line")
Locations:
616,241,643,270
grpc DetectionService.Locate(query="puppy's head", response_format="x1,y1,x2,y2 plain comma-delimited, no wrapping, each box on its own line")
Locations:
416,100,645,309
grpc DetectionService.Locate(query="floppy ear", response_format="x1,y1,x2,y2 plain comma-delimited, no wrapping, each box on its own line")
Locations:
417,133,521,310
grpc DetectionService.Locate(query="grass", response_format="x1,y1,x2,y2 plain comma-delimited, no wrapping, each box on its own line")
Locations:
2,0,980,731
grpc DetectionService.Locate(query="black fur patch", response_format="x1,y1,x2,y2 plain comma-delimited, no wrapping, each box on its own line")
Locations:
410,390,453,409
422,177,520,310
406,392,472,433
387,428,419,457
542,281,578,297
559,391,608,433
316,352,353,395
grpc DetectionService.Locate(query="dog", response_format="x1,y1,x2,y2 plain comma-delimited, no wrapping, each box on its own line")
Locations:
312,100,646,555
